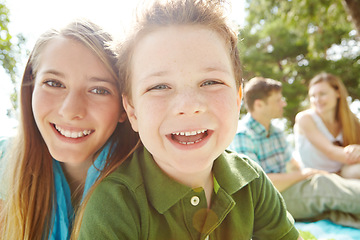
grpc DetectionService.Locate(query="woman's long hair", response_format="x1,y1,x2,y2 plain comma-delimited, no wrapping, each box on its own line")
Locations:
0,19,139,239
309,72,360,146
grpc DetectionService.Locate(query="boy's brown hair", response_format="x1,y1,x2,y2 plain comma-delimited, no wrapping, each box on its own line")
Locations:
115,0,242,103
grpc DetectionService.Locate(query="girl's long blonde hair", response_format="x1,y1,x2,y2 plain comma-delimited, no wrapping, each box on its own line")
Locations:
309,72,360,146
0,19,139,239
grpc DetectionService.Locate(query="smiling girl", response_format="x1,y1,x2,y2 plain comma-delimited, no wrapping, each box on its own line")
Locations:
295,72,360,179
0,20,139,239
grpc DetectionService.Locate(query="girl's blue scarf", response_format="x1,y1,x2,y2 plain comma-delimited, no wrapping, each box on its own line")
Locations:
49,144,110,240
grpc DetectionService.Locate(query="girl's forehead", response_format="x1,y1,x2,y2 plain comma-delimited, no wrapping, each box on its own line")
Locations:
310,81,334,92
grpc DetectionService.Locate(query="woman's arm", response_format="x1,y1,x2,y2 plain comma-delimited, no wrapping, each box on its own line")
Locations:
295,112,348,164
267,164,327,192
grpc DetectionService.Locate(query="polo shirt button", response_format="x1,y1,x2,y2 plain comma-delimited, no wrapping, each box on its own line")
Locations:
190,196,200,206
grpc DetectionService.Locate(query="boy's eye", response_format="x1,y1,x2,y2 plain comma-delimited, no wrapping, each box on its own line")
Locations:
148,84,170,91
90,87,111,95
44,80,65,88
201,80,222,87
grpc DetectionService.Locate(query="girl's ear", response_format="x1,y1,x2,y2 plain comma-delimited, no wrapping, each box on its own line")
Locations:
122,95,139,132
118,111,128,123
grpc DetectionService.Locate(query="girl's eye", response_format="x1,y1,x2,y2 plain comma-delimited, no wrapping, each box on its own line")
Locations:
44,80,65,88
90,87,111,95
201,80,222,87
148,84,170,91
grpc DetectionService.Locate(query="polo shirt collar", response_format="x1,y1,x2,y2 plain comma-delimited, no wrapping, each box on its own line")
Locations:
213,150,260,195
140,147,259,214
246,114,275,137
141,148,193,214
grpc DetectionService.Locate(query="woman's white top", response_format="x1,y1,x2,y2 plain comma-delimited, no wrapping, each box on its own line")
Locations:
295,110,343,172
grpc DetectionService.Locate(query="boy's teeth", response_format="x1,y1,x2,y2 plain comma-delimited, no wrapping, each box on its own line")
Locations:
179,139,203,145
173,129,206,136
54,124,92,138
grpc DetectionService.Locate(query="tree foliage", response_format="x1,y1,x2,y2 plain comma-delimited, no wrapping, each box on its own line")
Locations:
239,0,360,127
342,0,360,35
0,2,26,117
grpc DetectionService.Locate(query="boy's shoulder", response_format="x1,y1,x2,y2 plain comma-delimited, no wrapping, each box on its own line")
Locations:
102,147,147,191
221,149,264,173
213,150,265,191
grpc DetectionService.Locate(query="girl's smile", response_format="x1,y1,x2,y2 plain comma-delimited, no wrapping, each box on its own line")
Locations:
52,123,93,139
32,37,123,166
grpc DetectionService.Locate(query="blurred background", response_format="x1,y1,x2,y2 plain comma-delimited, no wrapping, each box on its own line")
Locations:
0,0,359,137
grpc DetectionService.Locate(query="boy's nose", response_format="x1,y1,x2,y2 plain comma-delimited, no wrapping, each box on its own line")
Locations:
173,89,205,116
58,92,86,120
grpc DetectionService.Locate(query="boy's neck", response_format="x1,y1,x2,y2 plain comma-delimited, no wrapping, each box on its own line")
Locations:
167,166,214,207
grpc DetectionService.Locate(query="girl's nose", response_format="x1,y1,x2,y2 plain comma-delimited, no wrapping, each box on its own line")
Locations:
58,92,87,120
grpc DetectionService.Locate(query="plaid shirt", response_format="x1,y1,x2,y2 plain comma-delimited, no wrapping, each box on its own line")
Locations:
228,114,292,173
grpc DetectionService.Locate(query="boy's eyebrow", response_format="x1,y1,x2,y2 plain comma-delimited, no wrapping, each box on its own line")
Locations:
143,71,168,79
142,66,232,80
202,66,232,75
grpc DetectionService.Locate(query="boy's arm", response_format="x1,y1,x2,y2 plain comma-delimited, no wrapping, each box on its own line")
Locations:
78,180,140,239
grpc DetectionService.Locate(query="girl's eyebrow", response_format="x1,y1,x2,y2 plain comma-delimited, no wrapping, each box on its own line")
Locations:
89,77,117,86
38,69,116,86
38,69,65,78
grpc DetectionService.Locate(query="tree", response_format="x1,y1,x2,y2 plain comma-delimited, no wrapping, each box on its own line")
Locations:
0,2,26,117
239,0,360,128
342,0,360,35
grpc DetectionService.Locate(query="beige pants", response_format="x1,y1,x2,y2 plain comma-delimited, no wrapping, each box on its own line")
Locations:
281,173,360,229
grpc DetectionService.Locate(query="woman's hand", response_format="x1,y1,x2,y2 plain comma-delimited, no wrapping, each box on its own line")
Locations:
301,168,328,179
344,144,360,164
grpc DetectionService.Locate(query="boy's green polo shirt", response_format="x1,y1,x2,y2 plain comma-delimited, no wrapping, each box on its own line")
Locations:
79,147,299,240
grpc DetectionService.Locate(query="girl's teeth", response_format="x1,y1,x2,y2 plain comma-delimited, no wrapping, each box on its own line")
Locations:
54,124,92,138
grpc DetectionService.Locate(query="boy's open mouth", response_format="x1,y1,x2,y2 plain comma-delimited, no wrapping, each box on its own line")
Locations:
170,129,208,145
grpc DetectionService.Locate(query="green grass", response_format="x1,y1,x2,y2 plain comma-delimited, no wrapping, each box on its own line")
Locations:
299,230,335,240
299,230,317,240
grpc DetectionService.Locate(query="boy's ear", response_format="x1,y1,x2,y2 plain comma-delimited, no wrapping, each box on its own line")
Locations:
237,87,242,111
122,95,139,132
